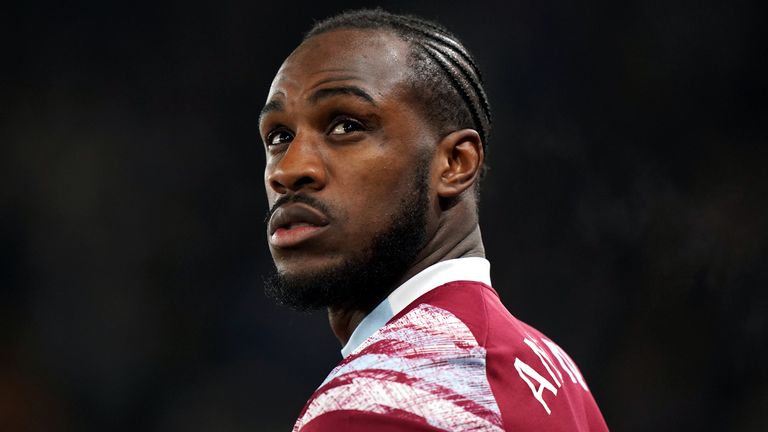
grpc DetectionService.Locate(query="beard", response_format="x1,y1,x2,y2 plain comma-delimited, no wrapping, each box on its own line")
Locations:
263,163,430,313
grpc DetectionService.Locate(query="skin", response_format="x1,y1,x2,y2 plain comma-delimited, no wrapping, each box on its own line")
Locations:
260,28,486,346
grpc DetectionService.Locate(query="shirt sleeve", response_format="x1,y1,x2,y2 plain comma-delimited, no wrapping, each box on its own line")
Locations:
298,409,447,432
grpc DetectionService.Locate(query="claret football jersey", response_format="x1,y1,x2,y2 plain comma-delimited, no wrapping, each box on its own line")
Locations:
292,258,609,431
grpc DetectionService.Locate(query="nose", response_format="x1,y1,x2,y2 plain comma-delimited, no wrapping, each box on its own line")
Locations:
266,133,326,194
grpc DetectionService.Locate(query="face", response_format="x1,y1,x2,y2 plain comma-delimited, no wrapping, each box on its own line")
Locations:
259,29,439,310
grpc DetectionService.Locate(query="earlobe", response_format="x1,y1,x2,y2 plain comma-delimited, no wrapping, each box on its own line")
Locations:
435,129,484,199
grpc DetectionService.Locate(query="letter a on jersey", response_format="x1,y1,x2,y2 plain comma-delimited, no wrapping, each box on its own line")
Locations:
514,357,558,414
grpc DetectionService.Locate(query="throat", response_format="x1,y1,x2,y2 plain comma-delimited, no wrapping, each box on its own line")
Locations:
327,307,368,347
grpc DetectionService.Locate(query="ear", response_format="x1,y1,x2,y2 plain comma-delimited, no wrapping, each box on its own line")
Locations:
434,129,484,199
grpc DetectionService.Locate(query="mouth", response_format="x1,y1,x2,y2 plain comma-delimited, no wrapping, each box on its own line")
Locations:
268,202,330,248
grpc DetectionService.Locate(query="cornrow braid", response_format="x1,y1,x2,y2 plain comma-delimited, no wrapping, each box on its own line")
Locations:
419,43,488,147
397,15,488,88
420,40,491,142
391,18,493,130
303,8,493,150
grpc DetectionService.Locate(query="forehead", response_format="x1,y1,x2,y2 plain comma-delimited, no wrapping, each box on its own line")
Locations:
267,29,412,101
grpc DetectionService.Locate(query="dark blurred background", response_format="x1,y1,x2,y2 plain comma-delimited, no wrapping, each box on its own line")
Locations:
2,0,766,430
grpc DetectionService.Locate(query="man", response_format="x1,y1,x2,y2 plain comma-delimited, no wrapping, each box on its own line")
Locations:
260,8,608,431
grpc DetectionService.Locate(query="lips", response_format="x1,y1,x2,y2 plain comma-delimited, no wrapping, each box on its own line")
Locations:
268,202,330,247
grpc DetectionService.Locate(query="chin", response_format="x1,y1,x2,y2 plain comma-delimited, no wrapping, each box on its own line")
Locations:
274,254,345,278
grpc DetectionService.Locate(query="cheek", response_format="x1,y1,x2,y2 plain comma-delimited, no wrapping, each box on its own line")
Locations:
340,162,420,227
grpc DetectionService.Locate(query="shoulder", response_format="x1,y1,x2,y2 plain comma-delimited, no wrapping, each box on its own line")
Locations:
473,290,610,431
418,281,609,431
293,302,504,431
298,409,446,432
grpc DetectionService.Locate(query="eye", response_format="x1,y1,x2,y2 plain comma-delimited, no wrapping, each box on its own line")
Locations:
266,129,293,146
329,118,365,135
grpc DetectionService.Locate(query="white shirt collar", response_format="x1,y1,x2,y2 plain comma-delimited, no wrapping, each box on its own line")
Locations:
340,257,491,358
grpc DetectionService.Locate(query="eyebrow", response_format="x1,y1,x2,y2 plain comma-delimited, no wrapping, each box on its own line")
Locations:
259,99,284,124
308,86,378,106
258,85,378,125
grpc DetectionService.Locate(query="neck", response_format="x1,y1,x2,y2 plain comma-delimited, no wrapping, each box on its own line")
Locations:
328,209,484,347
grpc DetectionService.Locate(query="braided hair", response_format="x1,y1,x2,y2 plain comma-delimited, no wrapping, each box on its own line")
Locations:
304,9,493,154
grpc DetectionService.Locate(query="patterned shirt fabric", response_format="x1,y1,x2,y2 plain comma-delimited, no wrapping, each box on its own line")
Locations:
293,258,609,431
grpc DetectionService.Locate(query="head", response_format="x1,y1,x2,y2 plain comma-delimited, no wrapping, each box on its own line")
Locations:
260,9,492,312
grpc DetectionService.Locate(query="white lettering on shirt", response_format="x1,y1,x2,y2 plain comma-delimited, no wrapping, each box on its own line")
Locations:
514,357,558,415
542,338,589,391
514,336,590,414
523,337,563,387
